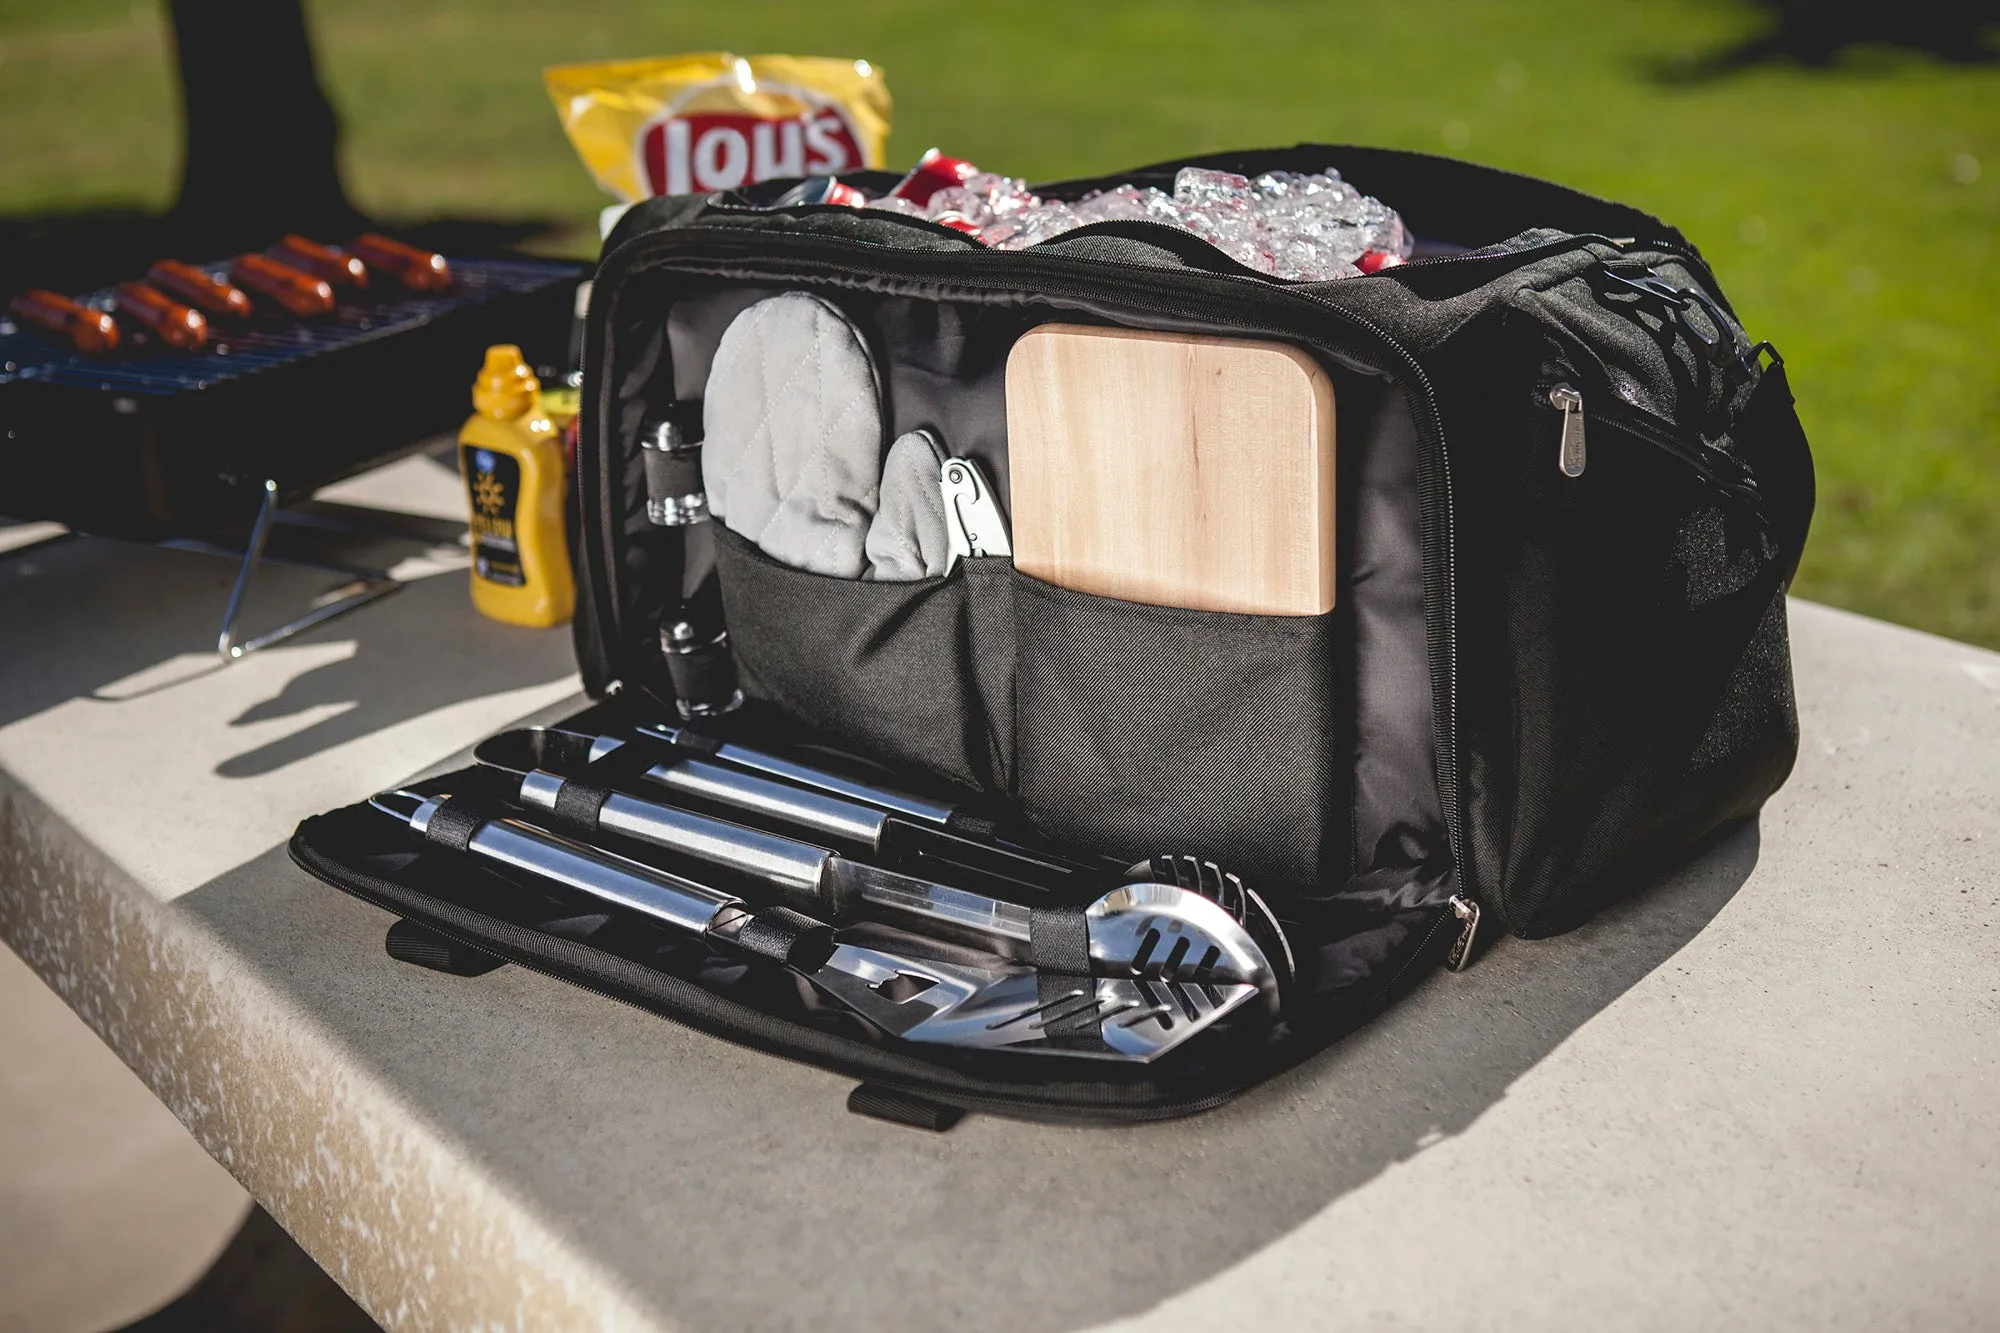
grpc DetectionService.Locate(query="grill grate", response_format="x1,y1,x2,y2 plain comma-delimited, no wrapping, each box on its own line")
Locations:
0,257,578,397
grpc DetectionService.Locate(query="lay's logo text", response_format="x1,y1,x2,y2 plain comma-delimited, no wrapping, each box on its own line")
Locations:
641,108,864,195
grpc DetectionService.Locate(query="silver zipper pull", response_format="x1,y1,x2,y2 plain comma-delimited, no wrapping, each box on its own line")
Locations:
1446,894,1481,972
1549,384,1586,477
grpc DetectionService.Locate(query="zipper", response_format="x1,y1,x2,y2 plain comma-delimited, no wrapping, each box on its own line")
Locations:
1446,894,1481,971
586,225,1476,914
580,212,1688,922
1537,377,1764,511
1549,384,1587,477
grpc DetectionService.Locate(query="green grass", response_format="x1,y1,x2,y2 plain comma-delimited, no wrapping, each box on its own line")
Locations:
3,0,1996,645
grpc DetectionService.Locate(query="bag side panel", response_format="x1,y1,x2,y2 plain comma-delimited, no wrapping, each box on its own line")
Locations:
1440,266,1810,936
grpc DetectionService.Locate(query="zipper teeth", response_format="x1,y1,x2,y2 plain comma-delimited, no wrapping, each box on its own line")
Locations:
1540,379,1764,506
1293,291,1464,881
1385,904,1460,992
707,199,1698,279
591,227,1477,891
1601,405,1760,501
578,279,623,657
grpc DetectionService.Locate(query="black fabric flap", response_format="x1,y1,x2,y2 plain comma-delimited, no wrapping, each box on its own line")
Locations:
288,706,1456,1124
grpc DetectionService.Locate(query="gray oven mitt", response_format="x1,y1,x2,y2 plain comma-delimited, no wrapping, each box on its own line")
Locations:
702,292,883,578
865,429,953,581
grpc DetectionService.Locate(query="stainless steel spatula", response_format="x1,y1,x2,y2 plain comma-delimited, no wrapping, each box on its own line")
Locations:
506,767,1283,1016
367,791,1256,1061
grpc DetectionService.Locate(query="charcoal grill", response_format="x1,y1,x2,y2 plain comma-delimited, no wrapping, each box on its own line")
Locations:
1,255,581,658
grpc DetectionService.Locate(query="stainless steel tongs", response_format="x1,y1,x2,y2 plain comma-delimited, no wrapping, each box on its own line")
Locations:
368,790,1261,1062
501,764,1283,1012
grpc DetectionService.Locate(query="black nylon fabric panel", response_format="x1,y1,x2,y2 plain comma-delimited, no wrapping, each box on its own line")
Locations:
547,144,1819,1106
1343,378,1451,904
290,754,1405,1124
1436,296,1809,936
384,918,507,977
846,1083,965,1131
712,525,1008,795
1012,573,1341,905
1732,363,1816,587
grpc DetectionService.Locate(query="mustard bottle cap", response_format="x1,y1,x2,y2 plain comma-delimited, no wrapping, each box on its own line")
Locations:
472,344,541,419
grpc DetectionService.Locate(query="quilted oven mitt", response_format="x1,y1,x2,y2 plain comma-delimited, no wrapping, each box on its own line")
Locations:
865,428,954,581
702,292,886,578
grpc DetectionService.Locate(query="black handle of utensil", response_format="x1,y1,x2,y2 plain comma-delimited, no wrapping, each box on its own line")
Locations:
471,727,1106,895
367,790,832,968
514,770,1053,958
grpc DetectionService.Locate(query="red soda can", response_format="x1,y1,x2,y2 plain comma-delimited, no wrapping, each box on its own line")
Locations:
890,148,979,206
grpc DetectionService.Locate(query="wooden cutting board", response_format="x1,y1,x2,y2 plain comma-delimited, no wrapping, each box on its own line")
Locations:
1005,323,1336,615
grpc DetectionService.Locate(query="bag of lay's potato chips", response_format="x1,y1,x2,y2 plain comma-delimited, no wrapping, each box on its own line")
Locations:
545,54,892,203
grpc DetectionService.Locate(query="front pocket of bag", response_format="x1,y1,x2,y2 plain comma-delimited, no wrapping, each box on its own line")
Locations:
1011,570,1342,905
1483,376,1788,934
712,525,1008,793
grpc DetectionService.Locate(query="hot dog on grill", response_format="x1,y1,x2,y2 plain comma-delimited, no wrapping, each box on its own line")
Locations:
9,289,119,354
228,254,337,317
113,282,209,350
272,235,368,289
147,260,253,319
347,234,451,291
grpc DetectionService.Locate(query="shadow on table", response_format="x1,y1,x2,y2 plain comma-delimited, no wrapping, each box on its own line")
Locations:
0,522,572,776
171,812,1758,1333
210,560,568,779
113,1204,381,1333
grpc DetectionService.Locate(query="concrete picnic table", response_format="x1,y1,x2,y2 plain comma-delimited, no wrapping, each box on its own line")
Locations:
1,458,1995,1331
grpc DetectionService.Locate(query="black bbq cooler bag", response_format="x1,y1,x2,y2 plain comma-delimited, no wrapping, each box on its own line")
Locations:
291,145,1814,1125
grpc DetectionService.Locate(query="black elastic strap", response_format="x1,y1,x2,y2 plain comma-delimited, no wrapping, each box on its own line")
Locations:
641,441,704,506
846,1083,964,1132
1029,904,1106,1042
733,906,835,970
583,737,661,785
944,809,999,840
661,631,740,716
666,728,725,758
421,796,488,854
1028,904,1091,974
548,778,611,839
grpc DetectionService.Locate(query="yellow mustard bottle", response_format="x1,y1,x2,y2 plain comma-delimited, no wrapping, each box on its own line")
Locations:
459,344,575,627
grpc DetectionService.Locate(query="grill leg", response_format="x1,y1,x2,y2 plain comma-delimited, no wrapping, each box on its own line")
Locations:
202,479,403,662
215,479,280,660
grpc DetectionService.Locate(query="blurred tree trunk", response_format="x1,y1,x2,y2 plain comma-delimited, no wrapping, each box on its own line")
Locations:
165,0,368,248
